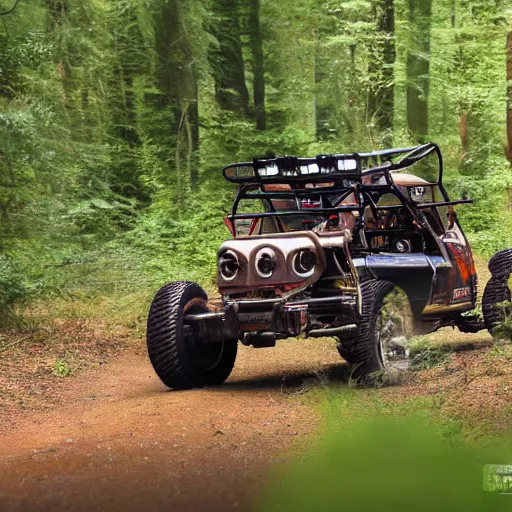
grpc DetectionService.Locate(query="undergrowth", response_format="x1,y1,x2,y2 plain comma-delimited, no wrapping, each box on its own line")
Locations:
491,301,512,342
409,336,454,370
260,389,512,511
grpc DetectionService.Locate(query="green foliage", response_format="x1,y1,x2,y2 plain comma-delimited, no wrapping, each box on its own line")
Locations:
0,254,28,309
52,359,71,377
491,301,512,342
409,337,452,370
0,0,511,308
259,412,509,511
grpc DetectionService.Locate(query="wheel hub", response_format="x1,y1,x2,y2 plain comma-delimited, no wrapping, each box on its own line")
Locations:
183,301,226,371
376,297,410,370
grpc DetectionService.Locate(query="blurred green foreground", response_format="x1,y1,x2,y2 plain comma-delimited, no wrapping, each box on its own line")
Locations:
260,412,512,511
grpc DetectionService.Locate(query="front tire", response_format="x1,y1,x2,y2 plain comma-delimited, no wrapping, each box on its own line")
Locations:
146,281,237,390
337,280,409,380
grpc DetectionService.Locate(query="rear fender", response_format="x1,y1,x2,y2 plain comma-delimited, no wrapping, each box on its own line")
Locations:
354,254,434,316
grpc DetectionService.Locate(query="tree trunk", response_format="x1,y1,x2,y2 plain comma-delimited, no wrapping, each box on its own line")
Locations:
368,0,395,145
187,62,200,185
314,41,330,140
155,0,200,187
210,0,249,116
45,0,71,105
459,111,468,160
506,31,512,164
249,0,266,130
45,0,67,29
407,0,431,143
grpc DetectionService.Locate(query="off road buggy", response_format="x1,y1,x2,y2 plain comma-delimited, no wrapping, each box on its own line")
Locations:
146,142,512,389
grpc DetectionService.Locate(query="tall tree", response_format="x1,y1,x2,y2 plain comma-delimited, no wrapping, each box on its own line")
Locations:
248,0,266,130
105,1,155,202
210,0,249,116
312,3,339,141
155,0,200,186
406,0,431,143
45,0,71,105
506,31,512,165
314,38,330,140
368,0,395,145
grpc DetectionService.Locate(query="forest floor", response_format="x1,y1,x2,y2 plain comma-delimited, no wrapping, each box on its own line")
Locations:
1,327,512,511
0,336,344,512
1,258,512,511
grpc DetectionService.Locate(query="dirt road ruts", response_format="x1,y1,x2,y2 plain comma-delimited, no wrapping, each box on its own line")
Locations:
0,339,345,512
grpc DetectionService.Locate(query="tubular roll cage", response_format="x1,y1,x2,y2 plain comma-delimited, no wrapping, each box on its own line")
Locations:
222,143,472,238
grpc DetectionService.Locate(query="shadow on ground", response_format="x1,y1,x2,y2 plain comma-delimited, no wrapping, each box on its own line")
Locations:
220,362,352,392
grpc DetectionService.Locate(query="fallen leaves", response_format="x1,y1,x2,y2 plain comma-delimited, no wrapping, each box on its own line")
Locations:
0,316,133,426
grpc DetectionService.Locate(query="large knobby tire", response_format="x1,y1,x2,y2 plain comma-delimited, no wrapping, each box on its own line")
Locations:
146,281,237,390
337,279,403,380
482,249,512,334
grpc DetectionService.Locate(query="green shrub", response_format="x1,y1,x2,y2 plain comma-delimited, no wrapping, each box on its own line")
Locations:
409,337,452,371
52,359,71,377
0,254,29,309
259,414,507,512
491,301,512,342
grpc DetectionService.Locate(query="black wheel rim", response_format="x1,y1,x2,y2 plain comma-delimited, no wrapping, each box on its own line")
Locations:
376,291,410,370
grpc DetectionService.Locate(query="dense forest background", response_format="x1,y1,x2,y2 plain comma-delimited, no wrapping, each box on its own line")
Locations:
1,0,512,312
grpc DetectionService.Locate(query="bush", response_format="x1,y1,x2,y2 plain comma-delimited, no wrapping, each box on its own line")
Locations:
491,301,512,342
0,254,29,309
259,414,503,512
409,337,452,371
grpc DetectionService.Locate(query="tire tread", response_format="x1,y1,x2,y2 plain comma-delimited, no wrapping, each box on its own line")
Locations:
337,279,395,377
146,281,236,390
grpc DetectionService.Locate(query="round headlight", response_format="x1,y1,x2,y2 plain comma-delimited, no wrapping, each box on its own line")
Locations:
293,250,316,277
255,248,276,279
219,251,239,281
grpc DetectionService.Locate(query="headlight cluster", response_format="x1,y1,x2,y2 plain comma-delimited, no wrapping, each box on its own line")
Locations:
255,249,276,279
219,250,239,281
293,250,317,278
219,248,317,281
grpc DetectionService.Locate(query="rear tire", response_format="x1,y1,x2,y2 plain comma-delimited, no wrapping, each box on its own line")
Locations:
337,279,409,380
146,281,237,390
482,249,512,334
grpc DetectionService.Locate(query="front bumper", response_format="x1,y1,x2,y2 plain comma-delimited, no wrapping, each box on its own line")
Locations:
184,294,358,346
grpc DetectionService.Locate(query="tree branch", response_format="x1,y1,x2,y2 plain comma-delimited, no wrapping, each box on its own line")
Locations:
0,0,21,16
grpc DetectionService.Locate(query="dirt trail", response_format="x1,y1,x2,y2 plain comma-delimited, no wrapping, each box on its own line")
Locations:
0,339,344,512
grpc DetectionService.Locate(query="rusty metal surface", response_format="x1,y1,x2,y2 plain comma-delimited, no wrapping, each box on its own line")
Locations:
217,231,336,294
